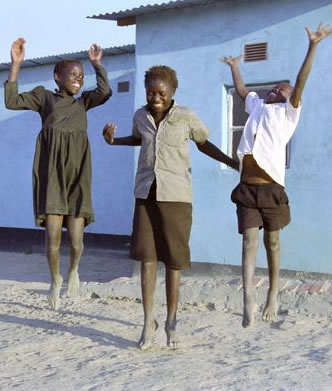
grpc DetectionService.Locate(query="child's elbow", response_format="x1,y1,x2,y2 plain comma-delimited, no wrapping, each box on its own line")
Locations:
4,98,15,110
100,88,112,104
105,87,112,100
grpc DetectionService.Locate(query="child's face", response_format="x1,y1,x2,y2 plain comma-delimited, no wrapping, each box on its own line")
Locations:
265,83,293,104
55,62,84,96
145,78,175,115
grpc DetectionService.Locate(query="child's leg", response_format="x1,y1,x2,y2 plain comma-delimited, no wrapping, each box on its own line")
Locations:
165,267,181,348
138,261,158,350
45,214,64,310
262,229,280,321
242,227,259,327
66,216,85,297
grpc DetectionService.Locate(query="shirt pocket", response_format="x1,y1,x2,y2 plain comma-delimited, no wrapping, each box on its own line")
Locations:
160,120,188,147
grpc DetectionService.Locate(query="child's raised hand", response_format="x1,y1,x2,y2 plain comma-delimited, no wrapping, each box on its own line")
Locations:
11,38,26,64
103,122,117,145
88,43,102,65
305,23,332,45
219,54,242,67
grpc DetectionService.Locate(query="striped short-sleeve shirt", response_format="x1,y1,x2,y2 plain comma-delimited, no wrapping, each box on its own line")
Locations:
132,102,209,202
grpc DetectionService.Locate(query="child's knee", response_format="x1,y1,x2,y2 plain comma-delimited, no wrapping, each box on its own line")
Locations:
243,230,259,252
264,231,280,252
68,239,84,255
46,239,61,254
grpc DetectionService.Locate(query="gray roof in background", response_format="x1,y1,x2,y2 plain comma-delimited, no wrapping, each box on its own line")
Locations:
0,44,135,72
1,0,225,71
88,0,223,21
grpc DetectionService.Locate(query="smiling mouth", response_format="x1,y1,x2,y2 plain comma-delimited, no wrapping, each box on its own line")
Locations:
265,92,277,102
72,83,80,89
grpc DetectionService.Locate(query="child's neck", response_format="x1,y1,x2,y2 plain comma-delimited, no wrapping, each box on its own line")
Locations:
149,101,174,127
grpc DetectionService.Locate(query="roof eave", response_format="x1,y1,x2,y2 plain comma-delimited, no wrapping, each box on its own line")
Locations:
118,16,137,26
0,44,135,71
86,14,136,26
87,0,222,26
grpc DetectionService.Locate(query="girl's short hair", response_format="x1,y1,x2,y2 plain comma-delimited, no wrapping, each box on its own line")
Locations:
53,60,82,77
144,65,178,90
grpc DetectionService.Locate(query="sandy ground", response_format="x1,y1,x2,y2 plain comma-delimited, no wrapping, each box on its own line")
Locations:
0,249,331,391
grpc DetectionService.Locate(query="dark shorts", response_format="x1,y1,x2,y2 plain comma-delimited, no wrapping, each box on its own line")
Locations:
130,181,192,270
231,182,291,234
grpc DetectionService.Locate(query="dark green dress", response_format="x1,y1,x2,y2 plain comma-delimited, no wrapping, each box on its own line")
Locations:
4,65,111,227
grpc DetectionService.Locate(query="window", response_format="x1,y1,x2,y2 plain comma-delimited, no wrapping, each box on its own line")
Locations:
117,81,130,93
227,82,291,167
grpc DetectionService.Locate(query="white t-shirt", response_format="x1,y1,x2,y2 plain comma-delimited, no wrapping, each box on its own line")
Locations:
237,91,301,186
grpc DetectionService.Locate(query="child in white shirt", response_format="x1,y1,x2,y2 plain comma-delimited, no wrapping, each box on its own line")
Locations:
221,24,331,327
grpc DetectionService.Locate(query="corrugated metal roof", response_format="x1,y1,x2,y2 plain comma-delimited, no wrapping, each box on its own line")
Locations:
0,44,135,72
88,0,223,23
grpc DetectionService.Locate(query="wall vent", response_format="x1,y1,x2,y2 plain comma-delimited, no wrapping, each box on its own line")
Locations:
117,81,130,93
244,42,268,62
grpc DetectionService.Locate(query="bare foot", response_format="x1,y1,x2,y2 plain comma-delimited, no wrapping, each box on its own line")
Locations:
138,320,159,351
165,319,179,348
48,275,63,310
262,290,278,322
66,270,80,297
242,296,257,328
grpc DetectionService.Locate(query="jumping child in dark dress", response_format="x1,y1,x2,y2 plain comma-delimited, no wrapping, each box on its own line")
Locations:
5,38,111,310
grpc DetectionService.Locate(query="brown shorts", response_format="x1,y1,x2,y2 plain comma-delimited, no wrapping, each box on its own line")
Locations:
130,181,192,270
231,182,290,234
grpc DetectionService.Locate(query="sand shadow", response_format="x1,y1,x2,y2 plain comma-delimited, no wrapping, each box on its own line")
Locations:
0,312,138,349
302,347,330,364
0,249,134,284
0,300,138,327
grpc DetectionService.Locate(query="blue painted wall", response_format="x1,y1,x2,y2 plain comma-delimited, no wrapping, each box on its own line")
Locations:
1,0,331,273
0,52,136,235
133,0,332,273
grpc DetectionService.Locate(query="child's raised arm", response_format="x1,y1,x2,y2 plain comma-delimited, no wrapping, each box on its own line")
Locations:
8,38,25,82
5,38,44,112
290,23,332,108
220,54,249,102
82,43,111,110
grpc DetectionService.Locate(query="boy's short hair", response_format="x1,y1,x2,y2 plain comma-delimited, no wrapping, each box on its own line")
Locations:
144,65,178,90
53,60,82,77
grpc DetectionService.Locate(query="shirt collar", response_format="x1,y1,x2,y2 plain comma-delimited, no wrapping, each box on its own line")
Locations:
144,99,178,114
145,100,177,129
54,89,75,100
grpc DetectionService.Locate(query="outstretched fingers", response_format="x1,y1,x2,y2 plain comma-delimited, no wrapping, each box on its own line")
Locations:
317,23,332,36
13,37,26,47
305,23,332,44
11,37,26,63
103,122,117,144
219,54,242,66
88,43,102,62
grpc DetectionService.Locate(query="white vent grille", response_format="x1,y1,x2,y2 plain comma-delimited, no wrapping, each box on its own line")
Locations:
244,42,268,62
